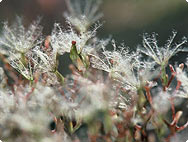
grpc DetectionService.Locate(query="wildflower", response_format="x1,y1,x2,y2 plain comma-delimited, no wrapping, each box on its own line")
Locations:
33,47,57,73
138,32,187,86
51,22,100,55
0,17,43,81
33,46,64,85
139,31,187,67
0,0,187,140
0,16,43,57
64,0,103,33
90,41,156,91
9,52,37,81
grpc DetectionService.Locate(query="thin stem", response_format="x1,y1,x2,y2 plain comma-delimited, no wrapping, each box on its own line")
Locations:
169,97,175,120
161,64,168,91
55,70,64,85
144,86,153,106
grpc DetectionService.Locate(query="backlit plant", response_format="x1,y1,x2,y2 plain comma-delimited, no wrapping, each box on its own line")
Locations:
0,0,187,142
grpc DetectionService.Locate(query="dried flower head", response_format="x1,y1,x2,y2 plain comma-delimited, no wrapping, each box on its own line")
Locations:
90,41,156,91
65,0,103,33
0,16,43,57
51,22,100,55
138,31,187,67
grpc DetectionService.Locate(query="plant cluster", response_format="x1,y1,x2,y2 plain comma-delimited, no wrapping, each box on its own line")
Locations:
0,0,188,142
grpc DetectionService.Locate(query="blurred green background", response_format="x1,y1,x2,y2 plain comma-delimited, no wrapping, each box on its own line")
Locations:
1,0,188,45
0,0,188,74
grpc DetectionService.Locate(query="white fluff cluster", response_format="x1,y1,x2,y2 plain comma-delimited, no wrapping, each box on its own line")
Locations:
0,16,42,57
64,0,103,33
90,40,157,92
138,32,187,66
0,0,188,141
176,66,188,98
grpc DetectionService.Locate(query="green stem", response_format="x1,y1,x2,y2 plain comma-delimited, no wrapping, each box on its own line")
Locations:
55,70,64,85
161,64,168,88
137,88,146,110
21,52,27,66
29,80,33,86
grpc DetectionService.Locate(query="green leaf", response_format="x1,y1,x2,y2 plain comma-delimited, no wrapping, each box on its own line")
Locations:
69,41,90,71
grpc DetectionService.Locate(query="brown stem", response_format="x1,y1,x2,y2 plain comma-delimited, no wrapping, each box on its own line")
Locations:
167,65,176,88
169,97,175,120
144,86,153,106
